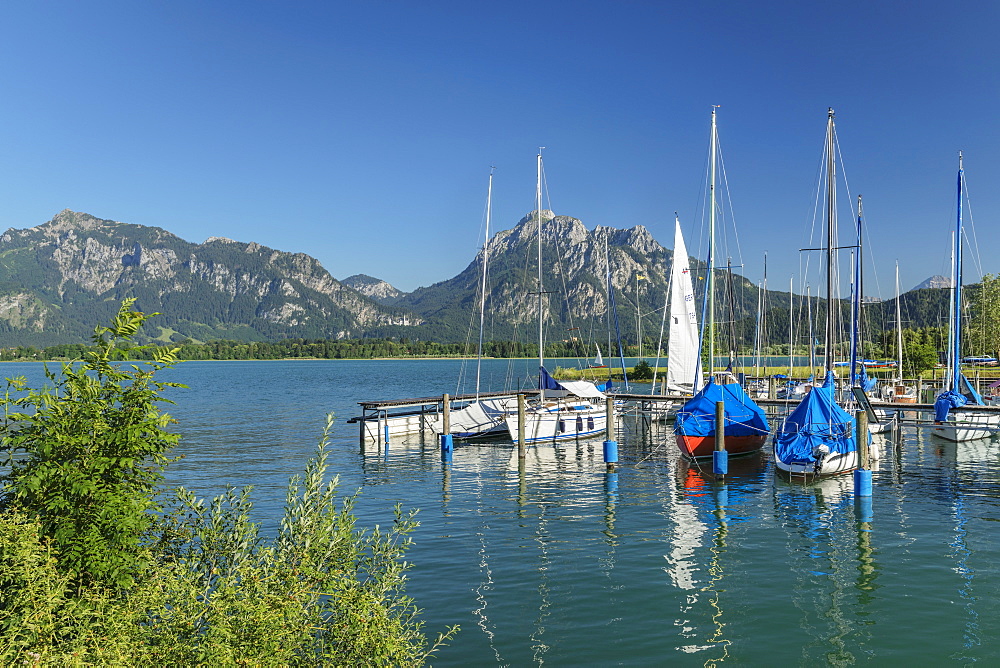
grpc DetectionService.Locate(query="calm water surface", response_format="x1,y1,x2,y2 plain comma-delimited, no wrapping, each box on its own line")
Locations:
5,358,999,665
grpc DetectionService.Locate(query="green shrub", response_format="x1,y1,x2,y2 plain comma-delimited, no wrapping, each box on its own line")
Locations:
0,301,457,665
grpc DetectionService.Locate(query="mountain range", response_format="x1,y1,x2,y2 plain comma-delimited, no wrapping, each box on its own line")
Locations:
0,209,951,348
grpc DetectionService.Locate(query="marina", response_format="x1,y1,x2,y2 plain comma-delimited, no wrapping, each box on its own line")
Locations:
8,356,1000,663
2,357,993,664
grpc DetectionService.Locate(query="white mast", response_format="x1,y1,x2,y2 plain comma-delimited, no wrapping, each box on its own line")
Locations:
475,168,494,399
824,108,836,374
537,149,545,400
707,106,718,380
789,276,795,381
895,262,904,380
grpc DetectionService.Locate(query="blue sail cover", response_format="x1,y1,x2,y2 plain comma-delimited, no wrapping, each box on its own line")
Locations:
853,368,877,392
674,378,769,439
539,366,562,391
774,371,859,466
934,373,983,421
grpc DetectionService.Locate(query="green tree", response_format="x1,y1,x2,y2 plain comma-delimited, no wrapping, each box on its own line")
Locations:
0,299,183,589
0,302,458,663
631,359,654,380
967,273,1000,360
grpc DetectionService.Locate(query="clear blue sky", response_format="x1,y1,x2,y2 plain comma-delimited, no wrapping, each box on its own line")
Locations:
1,1,997,296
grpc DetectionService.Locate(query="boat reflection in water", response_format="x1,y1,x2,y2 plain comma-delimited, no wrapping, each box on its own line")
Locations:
665,452,766,661
772,472,883,664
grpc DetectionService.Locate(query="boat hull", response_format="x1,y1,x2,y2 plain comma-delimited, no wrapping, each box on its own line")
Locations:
504,402,608,444
774,449,859,477
931,411,1000,441
675,433,767,459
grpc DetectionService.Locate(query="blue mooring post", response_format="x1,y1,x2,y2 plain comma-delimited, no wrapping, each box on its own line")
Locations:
854,468,872,496
713,401,728,475
440,433,453,463
713,450,728,476
854,409,872,497
603,396,617,470
603,439,618,465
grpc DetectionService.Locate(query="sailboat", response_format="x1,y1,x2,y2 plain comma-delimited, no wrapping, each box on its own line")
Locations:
882,263,918,403
429,169,518,439
503,150,609,444
932,153,1000,441
673,108,770,459
589,345,607,369
774,108,864,477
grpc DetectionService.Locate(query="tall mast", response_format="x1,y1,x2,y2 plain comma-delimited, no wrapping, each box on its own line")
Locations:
824,108,836,374
807,285,815,373
476,167,494,399
708,106,718,376
850,195,863,386
952,152,964,392
895,262,903,379
537,149,545,399
789,276,795,381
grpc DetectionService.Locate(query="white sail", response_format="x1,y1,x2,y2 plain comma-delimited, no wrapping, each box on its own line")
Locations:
666,218,701,393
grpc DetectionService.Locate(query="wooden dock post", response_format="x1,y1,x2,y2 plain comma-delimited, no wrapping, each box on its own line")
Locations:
856,409,869,469
854,409,872,496
713,400,727,476
442,394,450,435
517,393,526,459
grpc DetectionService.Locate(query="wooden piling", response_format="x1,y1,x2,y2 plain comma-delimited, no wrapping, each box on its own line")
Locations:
442,393,450,435
856,409,869,469
517,393,526,459
605,396,614,441
715,401,725,452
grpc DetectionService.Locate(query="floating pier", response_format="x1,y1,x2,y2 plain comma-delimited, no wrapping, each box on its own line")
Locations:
351,384,1000,448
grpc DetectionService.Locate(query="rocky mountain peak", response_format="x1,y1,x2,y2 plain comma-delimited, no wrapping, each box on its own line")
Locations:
341,274,405,304
912,275,953,291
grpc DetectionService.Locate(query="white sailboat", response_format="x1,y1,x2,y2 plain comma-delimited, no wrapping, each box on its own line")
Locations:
774,109,863,477
503,150,609,444
427,169,519,439
665,216,700,395
882,263,918,404
673,108,770,459
932,153,1000,441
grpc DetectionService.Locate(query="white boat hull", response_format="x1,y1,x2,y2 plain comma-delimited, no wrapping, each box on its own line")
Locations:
774,449,859,477
504,401,608,443
931,411,1000,441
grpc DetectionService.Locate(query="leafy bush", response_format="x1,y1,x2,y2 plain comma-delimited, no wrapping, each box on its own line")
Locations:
0,301,457,664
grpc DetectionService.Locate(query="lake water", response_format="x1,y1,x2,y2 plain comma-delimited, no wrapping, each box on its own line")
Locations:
4,358,999,665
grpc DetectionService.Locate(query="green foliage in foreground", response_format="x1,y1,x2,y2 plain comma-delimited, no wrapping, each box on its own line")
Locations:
0,300,183,590
0,301,457,665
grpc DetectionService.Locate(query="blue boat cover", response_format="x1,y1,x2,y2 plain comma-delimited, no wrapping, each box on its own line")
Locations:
539,366,562,391
934,373,983,421
853,368,877,392
774,371,860,466
674,378,770,439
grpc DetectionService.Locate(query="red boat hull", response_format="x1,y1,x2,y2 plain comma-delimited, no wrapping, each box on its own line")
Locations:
675,433,768,459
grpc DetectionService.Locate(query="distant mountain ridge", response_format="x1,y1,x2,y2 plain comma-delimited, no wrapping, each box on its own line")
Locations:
0,209,956,347
0,210,419,345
